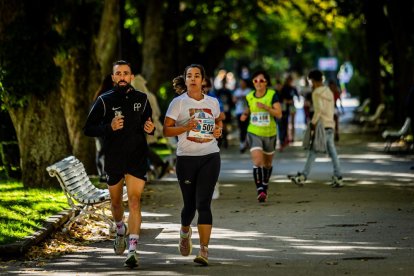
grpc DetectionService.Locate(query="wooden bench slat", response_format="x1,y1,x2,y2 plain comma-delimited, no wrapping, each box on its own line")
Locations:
63,174,90,189
73,185,100,202
46,155,127,231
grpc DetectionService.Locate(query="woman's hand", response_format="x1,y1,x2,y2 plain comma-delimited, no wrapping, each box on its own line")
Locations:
185,117,198,131
213,125,222,138
256,102,268,110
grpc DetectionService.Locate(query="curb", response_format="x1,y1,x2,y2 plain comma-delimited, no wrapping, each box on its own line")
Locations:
0,209,73,259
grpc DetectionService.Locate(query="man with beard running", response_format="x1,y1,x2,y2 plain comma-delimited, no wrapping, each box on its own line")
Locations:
84,60,155,268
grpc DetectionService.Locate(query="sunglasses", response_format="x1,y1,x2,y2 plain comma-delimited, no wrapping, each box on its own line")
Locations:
253,79,266,83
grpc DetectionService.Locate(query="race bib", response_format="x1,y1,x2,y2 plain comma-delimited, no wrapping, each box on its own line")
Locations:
250,112,270,126
188,118,215,139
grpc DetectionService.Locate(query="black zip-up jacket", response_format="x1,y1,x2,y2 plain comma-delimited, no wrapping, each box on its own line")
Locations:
83,89,153,174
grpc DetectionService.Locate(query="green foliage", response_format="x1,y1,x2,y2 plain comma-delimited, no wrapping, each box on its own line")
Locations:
0,1,62,109
125,0,143,44
123,0,363,80
0,181,68,245
0,0,104,110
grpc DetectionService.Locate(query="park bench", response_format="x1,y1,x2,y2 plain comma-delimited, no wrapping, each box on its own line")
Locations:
352,97,371,123
359,103,386,131
46,155,127,233
382,117,412,152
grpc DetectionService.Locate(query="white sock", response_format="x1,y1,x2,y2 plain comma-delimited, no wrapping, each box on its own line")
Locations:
129,234,139,252
180,229,190,237
115,220,125,235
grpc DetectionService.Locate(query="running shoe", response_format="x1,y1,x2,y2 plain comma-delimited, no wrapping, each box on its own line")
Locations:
194,245,209,266
257,191,267,203
113,224,127,255
179,227,192,256
288,173,306,186
124,251,139,268
330,176,344,188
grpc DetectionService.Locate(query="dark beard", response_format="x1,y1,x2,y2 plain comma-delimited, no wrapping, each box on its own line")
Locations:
114,83,132,94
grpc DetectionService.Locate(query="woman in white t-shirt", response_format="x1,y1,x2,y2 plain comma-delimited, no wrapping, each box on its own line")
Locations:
163,64,222,266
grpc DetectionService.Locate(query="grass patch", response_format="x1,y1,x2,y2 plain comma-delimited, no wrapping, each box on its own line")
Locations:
0,143,174,245
0,181,68,245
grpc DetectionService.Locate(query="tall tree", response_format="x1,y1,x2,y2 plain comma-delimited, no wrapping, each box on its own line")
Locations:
0,0,120,187
387,1,414,122
362,0,384,110
141,0,167,91
57,0,119,173
0,0,71,188
96,0,121,77
132,0,266,91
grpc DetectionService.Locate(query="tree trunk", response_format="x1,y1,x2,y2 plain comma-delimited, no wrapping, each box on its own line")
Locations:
58,0,120,174
8,93,71,188
0,0,73,188
96,0,120,77
387,1,414,123
163,0,181,79
141,0,168,93
363,0,384,111
58,51,100,174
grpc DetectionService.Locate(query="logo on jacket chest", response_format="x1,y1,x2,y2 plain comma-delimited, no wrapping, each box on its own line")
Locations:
134,103,141,111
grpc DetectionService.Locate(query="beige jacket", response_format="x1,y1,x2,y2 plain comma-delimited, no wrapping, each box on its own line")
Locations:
311,86,335,129
132,75,163,144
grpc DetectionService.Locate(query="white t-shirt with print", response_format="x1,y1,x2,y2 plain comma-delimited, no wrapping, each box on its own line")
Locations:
165,93,221,156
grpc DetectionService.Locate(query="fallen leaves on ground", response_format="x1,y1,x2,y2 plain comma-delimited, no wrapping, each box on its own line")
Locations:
23,215,112,265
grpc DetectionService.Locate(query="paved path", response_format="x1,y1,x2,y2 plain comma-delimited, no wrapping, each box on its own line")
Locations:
3,104,414,275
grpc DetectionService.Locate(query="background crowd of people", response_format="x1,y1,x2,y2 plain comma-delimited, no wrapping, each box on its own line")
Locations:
185,68,346,153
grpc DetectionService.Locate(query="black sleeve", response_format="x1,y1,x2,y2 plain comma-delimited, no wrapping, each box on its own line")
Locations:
142,96,155,135
83,98,112,137
272,92,280,104
246,98,251,110
280,87,288,100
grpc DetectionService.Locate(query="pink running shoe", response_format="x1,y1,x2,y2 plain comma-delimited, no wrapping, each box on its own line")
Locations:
257,191,267,203
179,227,192,256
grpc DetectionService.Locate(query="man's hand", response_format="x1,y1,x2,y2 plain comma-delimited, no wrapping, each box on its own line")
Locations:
144,117,155,134
111,115,124,131
310,122,315,131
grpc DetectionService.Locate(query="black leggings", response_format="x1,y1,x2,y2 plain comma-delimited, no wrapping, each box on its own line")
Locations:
176,152,220,226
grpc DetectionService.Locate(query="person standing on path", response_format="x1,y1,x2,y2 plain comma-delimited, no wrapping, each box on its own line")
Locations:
240,70,282,203
203,77,225,200
233,78,251,153
84,60,155,268
163,64,222,266
132,74,170,180
288,69,343,187
280,74,300,144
